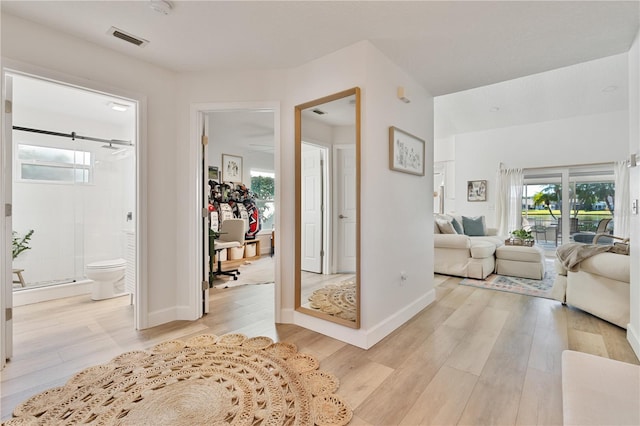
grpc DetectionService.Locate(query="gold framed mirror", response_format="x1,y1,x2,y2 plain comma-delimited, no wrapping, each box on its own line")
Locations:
295,87,361,329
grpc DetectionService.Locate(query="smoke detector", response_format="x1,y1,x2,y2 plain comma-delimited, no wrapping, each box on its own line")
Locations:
149,0,173,15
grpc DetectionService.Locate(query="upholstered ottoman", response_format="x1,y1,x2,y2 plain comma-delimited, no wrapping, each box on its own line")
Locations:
495,244,545,280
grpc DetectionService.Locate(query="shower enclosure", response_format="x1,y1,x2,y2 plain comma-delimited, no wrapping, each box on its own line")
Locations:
10,74,136,294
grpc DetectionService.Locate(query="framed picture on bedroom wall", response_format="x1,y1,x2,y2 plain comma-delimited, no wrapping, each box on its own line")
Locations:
222,154,243,183
208,166,219,181
467,180,487,202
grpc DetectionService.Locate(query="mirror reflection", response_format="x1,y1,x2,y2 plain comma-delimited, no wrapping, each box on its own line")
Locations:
295,87,360,328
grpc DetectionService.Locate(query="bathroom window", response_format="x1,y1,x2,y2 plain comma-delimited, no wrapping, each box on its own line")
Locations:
250,170,275,231
17,144,92,183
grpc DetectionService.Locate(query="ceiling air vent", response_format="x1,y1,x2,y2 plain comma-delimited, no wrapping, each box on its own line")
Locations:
107,26,149,47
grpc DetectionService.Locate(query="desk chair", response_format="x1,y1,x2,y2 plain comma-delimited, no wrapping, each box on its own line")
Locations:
212,219,245,280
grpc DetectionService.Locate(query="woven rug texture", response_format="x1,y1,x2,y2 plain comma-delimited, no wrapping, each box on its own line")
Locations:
459,261,557,299
308,281,356,321
3,333,352,426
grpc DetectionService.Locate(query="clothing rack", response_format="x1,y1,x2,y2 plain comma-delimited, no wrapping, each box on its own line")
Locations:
12,126,133,146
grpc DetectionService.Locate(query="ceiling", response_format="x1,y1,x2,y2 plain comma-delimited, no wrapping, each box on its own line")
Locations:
3,1,639,142
2,1,638,97
12,74,136,129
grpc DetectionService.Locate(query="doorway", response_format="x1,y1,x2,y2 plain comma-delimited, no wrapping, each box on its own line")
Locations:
2,70,140,364
201,107,278,315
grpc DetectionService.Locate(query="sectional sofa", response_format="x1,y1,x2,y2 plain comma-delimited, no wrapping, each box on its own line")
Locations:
433,214,506,279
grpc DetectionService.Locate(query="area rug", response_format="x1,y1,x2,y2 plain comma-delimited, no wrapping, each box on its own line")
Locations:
212,257,274,289
4,333,352,426
308,281,356,322
460,266,556,299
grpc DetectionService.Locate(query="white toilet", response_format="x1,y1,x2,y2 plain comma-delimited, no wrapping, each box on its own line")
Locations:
86,258,126,301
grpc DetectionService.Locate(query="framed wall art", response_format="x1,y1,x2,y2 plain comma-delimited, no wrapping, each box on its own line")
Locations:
467,180,487,202
208,166,219,181
222,154,243,183
389,126,425,176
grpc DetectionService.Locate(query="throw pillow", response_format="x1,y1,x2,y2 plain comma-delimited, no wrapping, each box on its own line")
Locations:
451,217,463,234
436,219,457,234
462,216,486,236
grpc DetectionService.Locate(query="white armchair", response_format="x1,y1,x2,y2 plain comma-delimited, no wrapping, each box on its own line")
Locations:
552,236,630,328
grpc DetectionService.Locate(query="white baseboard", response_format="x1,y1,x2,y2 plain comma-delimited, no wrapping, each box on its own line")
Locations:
13,280,93,306
279,308,295,324
291,290,436,350
364,289,436,348
147,306,180,328
627,323,640,360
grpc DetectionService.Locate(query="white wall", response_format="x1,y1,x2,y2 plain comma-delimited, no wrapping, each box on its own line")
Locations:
2,14,177,327
627,29,640,359
282,41,435,348
453,110,628,227
207,113,275,186
360,43,434,347
3,16,435,350
12,104,134,284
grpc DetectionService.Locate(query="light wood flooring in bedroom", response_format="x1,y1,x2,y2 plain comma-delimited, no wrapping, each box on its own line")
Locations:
2,274,638,424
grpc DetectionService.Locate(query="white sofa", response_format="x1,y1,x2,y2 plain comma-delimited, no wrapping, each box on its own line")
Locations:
552,249,630,329
434,214,505,279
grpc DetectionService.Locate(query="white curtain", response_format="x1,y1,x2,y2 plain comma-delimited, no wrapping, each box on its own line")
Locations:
614,160,630,237
495,168,524,236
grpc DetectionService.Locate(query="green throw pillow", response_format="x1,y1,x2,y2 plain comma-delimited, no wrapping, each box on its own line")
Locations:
451,218,463,234
462,216,486,236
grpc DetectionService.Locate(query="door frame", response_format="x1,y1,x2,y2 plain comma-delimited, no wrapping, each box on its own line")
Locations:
1,74,14,366
1,60,148,366
189,102,281,321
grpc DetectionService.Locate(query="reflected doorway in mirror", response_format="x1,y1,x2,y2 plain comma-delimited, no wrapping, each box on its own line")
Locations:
295,87,361,329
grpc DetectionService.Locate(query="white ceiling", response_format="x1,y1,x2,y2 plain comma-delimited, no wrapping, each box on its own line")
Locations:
2,1,638,97
3,1,639,142
12,74,136,129
435,52,630,139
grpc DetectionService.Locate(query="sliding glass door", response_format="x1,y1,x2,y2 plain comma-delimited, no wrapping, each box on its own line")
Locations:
522,174,562,249
522,166,614,249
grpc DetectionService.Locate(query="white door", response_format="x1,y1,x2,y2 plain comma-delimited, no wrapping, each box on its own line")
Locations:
2,74,14,366
301,143,323,273
335,145,356,273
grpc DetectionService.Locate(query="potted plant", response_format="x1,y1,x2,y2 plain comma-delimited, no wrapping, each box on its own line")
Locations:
12,229,34,260
510,228,534,246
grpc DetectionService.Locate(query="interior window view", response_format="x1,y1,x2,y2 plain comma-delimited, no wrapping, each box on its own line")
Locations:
1,2,639,426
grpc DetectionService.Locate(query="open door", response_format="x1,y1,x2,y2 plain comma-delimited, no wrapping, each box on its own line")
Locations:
201,118,210,314
301,143,324,273
1,74,14,366
334,144,356,273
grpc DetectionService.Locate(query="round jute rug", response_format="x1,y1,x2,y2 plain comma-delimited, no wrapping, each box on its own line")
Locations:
4,333,352,426
308,281,356,322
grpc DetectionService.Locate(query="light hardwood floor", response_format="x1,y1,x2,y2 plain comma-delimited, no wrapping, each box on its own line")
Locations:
2,275,638,424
